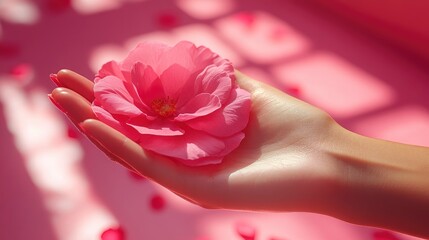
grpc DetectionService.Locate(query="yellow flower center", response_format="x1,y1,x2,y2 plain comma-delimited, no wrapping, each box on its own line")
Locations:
151,97,177,118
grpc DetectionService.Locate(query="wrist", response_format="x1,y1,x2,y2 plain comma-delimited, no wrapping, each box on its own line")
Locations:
323,124,429,238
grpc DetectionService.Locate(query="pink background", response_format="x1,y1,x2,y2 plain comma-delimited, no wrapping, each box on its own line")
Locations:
0,0,428,239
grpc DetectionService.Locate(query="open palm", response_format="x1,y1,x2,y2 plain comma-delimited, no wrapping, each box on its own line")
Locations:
51,70,342,213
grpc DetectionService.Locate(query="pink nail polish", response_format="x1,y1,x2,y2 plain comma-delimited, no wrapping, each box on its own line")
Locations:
49,73,63,87
48,94,67,113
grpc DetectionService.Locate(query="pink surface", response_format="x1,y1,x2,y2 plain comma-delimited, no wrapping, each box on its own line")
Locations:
306,0,429,62
1,0,428,240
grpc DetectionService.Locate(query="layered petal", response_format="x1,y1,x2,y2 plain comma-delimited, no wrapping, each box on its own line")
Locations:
98,61,148,112
175,93,221,121
186,88,251,137
159,63,192,99
139,129,225,160
121,42,169,73
94,75,142,117
130,62,165,107
156,41,197,74
122,41,226,76
126,119,184,136
176,132,245,166
195,63,234,103
96,61,124,81
170,42,228,75
92,105,141,141
192,45,222,71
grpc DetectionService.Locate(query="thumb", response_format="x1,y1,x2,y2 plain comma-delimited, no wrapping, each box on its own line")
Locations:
234,70,264,93
79,119,204,190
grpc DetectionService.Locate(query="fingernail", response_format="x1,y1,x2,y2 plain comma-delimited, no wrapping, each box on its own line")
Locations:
48,94,67,113
49,73,63,87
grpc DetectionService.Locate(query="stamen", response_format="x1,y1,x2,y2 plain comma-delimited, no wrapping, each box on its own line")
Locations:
151,97,176,118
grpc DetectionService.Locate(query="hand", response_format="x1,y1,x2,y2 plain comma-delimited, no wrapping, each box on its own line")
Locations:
50,69,342,212
50,70,429,238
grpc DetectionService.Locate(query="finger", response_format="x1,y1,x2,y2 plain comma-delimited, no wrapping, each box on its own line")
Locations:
49,87,184,180
84,130,137,173
80,121,230,206
49,87,135,171
79,119,192,189
235,70,304,104
50,87,95,123
234,70,265,93
54,69,95,102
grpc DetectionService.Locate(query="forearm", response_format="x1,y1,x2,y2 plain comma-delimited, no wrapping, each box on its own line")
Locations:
326,125,429,238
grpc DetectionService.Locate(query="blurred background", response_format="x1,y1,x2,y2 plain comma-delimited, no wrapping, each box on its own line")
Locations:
0,0,428,239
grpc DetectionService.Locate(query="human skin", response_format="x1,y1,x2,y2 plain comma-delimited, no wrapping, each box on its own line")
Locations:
49,69,429,238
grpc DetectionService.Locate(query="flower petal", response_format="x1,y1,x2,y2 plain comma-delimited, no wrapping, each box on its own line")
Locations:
123,41,225,75
196,63,234,103
175,93,221,121
92,105,140,141
186,88,251,137
121,42,169,73
126,119,184,136
177,132,244,166
161,41,225,75
98,61,149,112
214,132,245,157
139,129,225,160
157,41,195,71
178,157,223,166
131,62,165,106
94,75,143,117
192,44,222,71
96,61,124,81
159,63,192,98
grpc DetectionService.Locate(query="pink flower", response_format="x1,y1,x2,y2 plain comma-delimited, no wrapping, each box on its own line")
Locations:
92,41,251,166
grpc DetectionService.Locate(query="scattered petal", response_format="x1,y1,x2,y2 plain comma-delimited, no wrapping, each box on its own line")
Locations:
9,64,34,84
157,13,179,28
235,222,256,240
101,226,125,240
67,126,79,139
372,230,400,240
285,85,301,97
150,194,165,211
10,63,32,78
234,12,256,29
